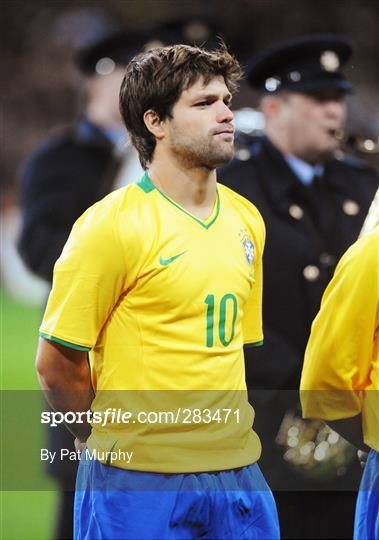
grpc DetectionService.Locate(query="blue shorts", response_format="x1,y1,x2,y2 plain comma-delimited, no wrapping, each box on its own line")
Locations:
74,450,280,539
354,449,379,540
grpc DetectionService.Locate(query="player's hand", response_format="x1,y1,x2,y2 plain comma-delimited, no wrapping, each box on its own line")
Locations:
74,437,87,455
357,450,368,468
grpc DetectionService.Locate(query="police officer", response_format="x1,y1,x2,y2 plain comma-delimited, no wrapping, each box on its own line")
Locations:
18,30,148,283
221,35,378,539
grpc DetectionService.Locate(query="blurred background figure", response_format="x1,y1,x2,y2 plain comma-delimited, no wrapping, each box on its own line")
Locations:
17,30,146,283
221,35,378,539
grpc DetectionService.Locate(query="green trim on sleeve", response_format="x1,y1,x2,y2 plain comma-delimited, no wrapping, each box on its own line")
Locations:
244,340,264,348
39,333,91,352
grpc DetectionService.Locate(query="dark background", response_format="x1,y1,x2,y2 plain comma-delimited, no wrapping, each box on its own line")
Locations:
2,0,379,202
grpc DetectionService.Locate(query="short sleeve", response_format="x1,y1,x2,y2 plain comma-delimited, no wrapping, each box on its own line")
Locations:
242,215,265,346
300,232,378,420
39,202,128,350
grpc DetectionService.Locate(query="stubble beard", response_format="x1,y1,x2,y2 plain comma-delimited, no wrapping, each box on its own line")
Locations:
170,131,234,170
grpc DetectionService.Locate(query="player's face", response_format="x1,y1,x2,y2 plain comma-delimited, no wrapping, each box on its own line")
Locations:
279,89,347,162
164,76,235,169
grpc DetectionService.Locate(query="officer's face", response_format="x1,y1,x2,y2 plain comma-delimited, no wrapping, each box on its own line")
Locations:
162,75,235,169
273,89,347,162
87,67,126,127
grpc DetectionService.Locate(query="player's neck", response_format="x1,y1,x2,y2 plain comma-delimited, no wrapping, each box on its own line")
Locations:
148,161,217,220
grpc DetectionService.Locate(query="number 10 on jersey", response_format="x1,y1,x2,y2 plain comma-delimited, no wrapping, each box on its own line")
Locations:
205,294,238,347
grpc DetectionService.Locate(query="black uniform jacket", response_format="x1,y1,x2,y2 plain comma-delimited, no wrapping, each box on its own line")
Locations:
221,135,378,392
18,119,121,282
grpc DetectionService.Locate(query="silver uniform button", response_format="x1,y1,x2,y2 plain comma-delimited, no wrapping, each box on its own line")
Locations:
235,148,251,161
303,265,320,281
289,70,301,82
289,204,304,220
320,252,335,267
343,199,360,216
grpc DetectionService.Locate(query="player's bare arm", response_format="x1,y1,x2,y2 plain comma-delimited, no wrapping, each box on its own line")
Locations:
36,338,94,441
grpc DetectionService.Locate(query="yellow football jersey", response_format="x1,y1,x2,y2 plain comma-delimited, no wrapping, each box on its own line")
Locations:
40,172,265,472
301,228,379,452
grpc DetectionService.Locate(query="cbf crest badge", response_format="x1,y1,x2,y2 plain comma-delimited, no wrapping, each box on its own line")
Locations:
239,228,255,266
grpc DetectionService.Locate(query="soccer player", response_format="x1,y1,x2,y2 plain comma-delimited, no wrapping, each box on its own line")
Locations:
36,43,280,539
300,226,379,540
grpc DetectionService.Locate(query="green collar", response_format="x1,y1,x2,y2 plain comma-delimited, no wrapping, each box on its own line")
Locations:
137,172,220,230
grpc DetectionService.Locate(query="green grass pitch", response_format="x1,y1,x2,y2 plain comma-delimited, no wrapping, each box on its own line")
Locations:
1,289,57,540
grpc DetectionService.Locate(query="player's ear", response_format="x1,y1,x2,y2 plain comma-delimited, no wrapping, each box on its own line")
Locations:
143,110,165,140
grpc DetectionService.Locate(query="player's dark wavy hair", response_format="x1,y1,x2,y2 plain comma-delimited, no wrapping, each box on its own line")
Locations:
119,41,242,169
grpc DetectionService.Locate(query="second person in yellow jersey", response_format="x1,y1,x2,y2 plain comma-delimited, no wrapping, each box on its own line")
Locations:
300,227,379,539
36,42,280,539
